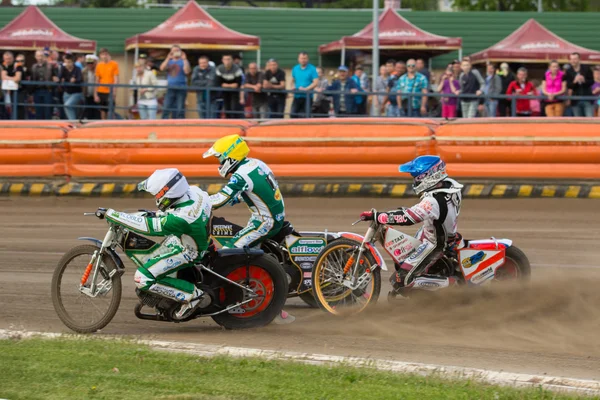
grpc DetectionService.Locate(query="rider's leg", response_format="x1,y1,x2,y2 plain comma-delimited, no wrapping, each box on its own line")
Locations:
225,215,294,324
134,236,203,310
391,240,454,292
225,215,281,248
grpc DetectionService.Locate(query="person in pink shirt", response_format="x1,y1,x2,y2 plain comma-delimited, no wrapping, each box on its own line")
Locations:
541,60,567,117
437,64,460,118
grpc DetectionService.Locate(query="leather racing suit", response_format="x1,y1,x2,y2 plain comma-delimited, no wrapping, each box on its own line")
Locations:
105,186,212,302
377,178,463,288
210,158,285,248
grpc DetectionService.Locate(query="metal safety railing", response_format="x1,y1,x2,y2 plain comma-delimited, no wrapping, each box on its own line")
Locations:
1,80,597,120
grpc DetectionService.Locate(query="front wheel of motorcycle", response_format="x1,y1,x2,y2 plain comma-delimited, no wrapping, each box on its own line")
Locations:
51,245,122,333
211,254,287,329
312,239,381,316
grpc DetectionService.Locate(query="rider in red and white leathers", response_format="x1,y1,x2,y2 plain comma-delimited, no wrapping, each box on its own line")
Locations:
360,156,463,292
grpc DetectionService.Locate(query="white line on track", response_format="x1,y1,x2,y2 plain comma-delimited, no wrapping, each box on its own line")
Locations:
0,329,598,396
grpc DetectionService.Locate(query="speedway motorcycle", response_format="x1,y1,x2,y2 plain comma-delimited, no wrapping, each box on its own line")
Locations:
311,210,531,316
210,217,340,308
51,210,288,333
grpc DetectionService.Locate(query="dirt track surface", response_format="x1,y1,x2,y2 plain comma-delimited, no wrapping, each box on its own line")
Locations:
1,197,600,381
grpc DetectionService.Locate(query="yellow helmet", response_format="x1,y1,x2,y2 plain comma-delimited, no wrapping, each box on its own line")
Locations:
203,134,250,178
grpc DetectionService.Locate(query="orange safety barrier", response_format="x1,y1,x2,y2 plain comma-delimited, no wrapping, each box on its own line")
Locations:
1,119,600,180
0,121,70,176
436,118,600,163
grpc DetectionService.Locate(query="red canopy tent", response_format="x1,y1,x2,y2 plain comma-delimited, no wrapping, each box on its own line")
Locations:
125,1,260,64
470,19,600,65
0,6,96,52
318,8,462,65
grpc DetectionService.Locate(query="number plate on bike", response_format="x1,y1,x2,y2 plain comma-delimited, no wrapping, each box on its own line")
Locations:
458,249,506,285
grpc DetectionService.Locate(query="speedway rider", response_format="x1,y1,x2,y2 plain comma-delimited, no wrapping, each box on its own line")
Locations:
360,155,464,294
203,134,294,324
97,168,211,320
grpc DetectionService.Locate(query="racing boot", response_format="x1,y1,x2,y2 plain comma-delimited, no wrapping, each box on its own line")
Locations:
272,310,295,325
174,287,205,320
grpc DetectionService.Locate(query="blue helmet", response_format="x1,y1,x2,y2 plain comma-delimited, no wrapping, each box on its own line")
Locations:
399,155,448,194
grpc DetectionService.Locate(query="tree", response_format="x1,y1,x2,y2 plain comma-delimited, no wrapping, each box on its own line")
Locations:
453,0,588,11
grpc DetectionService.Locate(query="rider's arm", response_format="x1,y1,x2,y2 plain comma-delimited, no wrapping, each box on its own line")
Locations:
377,197,440,226
105,209,190,237
209,173,248,209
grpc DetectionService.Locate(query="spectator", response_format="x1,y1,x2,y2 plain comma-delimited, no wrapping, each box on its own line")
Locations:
94,48,119,120
396,58,428,117
416,58,431,88
506,67,536,117
133,61,159,120
233,54,245,74
321,66,358,117
290,52,318,118
31,50,58,120
481,63,501,117
160,45,190,119
1,51,25,119
459,60,482,118
60,54,83,121
215,54,243,119
541,60,567,117
243,62,267,119
386,61,406,117
312,66,330,117
191,55,215,118
438,63,460,119
451,59,461,79
373,64,389,116
351,65,368,115
82,54,98,120
385,59,396,76
75,54,84,70
566,52,594,117
592,67,600,117
496,62,515,117
263,58,286,119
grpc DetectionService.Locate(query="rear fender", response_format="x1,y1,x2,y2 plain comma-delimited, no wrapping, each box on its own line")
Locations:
339,232,388,271
467,238,512,250
78,237,125,272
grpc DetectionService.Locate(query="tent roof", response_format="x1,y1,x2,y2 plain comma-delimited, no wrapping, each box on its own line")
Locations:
0,6,96,52
318,8,461,56
125,1,259,51
470,19,600,64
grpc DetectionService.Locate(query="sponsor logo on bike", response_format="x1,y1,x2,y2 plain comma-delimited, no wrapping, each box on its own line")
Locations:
175,292,186,301
300,262,313,270
471,267,494,284
213,224,233,236
290,245,322,254
294,256,317,262
121,213,144,224
303,279,312,287
150,285,178,299
393,214,409,224
299,239,324,245
462,251,486,269
407,243,428,262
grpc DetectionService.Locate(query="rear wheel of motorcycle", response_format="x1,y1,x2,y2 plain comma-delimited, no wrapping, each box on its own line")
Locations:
312,239,381,316
496,246,531,281
298,290,318,308
211,255,287,329
51,245,122,333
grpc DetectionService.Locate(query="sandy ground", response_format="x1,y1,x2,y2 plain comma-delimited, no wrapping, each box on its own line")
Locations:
1,196,599,381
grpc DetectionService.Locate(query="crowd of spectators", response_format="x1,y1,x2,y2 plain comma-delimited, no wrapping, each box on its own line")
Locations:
1,47,599,120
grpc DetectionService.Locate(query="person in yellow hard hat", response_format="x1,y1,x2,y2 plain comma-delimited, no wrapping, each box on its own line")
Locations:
203,134,294,324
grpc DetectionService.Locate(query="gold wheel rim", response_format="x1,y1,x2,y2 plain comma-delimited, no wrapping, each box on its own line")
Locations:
313,243,375,316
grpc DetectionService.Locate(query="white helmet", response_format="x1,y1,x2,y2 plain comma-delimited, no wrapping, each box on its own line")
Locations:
138,168,189,211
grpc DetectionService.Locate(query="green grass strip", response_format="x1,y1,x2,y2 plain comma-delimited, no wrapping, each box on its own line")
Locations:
0,337,595,400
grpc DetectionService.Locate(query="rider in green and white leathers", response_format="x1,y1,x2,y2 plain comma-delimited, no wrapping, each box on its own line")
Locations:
210,158,285,248
103,169,211,306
